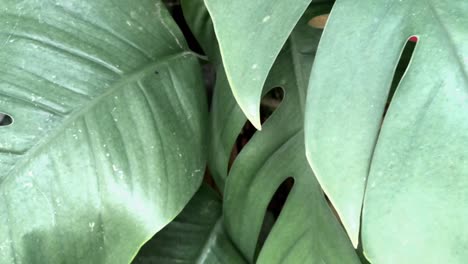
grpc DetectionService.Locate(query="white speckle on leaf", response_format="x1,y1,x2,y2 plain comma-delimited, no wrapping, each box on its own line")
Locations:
89,222,95,231
111,165,124,179
262,16,271,23
126,20,132,26
191,169,202,177
251,64,258,69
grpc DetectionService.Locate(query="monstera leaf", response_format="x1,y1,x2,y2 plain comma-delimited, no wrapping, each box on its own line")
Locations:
203,0,313,129
183,1,359,262
0,1,206,263
305,0,468,263
133,184,246,264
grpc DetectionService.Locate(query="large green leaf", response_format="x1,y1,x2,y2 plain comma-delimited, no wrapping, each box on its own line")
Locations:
305,0,468,262
223,36,359,264
184,1,360,262
203,0,312,129
133,184,246,264
0,1,207,263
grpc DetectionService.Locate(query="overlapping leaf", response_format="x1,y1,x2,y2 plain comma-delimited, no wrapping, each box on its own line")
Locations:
183,1,360,263
133,184,246,264
305,0,468,262
203,0,313,129
182,0,242,191
0,1,206,263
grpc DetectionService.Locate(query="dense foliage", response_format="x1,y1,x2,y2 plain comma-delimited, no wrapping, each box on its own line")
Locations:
0,0,466,263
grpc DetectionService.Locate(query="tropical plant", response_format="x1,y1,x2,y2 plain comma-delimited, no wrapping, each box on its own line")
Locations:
0,0,466,263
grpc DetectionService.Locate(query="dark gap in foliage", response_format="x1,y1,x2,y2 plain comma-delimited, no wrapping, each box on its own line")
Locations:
162,0,179,12
163,0,204,55
254,177,295,260
384,37,417,116
163,1,216,107
254,211,276,261
260,87,284,122
203,167,222,196
228,87,285,172
227,120,254,173
227,133,241,173
0,113,13,127
268,177,294,218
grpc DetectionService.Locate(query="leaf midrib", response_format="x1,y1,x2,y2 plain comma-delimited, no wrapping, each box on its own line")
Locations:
0,51,193,186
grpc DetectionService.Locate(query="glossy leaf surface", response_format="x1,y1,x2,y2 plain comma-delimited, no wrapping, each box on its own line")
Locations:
0,1,207,263
305,0,468,262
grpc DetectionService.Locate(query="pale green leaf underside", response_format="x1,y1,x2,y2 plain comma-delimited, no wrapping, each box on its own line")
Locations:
186,1,360,262
305,0,468,262
204,0,312,129
133,184,246,264
0,1,207,263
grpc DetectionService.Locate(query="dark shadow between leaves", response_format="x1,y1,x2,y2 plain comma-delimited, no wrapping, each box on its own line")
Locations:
228,87,285,173
254,177,294,261
384,36,418,116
